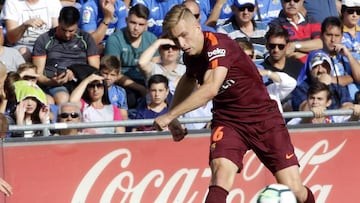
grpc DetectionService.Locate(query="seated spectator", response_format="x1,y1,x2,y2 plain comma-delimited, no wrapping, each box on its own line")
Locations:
292,50,353,112
183,0,216,32
0,26,25,72
303,0,340,23
0,113,13,197
260,24,304,81
254,0,282,25
99,55,128,120
138,37,186,95
269,0,323,64
0,62,7,113
237,40,256,61
133,74,170,131
70,73,125,134
191,0,211,26
206,0,233,28
56,102,83,136
105,4,159,109
80,0,128,51
16,62,39,84
217,0,268,59
1,72,21,115
33,6,100,105
316,16,360,101
341,0,360,61
9,80,50,137
0,0,62,61
130,0,183,37
288,80,359,124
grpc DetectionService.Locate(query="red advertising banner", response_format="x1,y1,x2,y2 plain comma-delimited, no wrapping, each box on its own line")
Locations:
1,127,359,203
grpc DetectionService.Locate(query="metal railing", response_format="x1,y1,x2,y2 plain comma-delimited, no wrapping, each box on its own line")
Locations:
7,109,358,136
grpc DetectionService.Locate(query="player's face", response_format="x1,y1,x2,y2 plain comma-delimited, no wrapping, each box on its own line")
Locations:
100,69,118,87
267,36,287,61
126,14,148,39
171,19,203,56
321,25,343,53
149,83,169,105
307,90,331,108
56,23,78,41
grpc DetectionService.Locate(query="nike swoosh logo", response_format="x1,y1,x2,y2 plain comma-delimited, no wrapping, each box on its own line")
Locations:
286,153,295,159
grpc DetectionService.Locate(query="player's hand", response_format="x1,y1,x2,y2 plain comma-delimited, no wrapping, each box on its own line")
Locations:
168,119,188,142
153,114,172,131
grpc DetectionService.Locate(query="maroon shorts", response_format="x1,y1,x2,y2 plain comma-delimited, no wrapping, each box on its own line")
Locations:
209,116,299,174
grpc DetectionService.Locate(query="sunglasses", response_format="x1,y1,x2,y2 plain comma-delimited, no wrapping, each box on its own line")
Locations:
160,44,179,50
87,83,104,89
59,112,80,119
283,0,300,3
22,75,37,80
238,5,255,12
346,8,360,15
268,43,286,50
193,13,200,19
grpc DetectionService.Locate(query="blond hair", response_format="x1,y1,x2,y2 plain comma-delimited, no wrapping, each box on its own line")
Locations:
162,4,197,38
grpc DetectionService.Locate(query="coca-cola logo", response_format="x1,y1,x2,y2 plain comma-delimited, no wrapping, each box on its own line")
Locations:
72,139,346,203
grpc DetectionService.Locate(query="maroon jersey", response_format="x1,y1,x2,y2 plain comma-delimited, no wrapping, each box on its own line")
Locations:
184,32,280,124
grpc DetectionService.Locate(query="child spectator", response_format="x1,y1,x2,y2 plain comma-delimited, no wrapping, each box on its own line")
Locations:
70,73,125,134
133,74,170,131
10,80,50,137
99,55,128,120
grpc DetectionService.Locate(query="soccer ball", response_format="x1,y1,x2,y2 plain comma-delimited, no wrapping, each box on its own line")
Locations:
257,184,297,203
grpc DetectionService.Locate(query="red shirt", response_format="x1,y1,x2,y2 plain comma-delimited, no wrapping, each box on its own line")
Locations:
184,32,280,124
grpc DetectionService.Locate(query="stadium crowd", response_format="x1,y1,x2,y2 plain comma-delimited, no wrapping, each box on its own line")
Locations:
0,0,360,137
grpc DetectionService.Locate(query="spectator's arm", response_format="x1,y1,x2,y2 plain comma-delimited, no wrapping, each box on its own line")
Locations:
287,38,323,54
205,0,227,28
88,0,114,44
33,56,55,86
5,18,46,44
70,74,104,106
87,55,100,69
116,74,147,97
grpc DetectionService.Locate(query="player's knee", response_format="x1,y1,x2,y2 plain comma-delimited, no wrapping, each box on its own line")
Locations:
210,158,238,190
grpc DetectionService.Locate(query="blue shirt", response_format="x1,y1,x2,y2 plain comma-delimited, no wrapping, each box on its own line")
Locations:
342,25,360,62
131,0,183,37
254,0,282,25
209,0,234,27
80,0,128,43
108,84,128,110
303,0,338,23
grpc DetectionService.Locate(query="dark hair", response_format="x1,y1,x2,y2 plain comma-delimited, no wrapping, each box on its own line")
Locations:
355,91,360,104
321,16,343,34
147,74,169,89
16,62,37,75
100,55,121,72
59,6,80,26
265,24,290,43
83,78,111,105
129,4,150,19
307,80,332,101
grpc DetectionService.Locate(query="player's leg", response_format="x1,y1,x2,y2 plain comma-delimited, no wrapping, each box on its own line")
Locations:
275,165,315,203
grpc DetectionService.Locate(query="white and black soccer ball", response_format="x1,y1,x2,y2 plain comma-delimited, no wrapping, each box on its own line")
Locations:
257,184,297,203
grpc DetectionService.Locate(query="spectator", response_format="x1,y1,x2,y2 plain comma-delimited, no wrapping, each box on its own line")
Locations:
206,0,233,28
291,50,353,112
16,62,39,84
217,0,268,59
99,55,128,120
33,6,100,105
317,16,360,101
0,113,13,197
105,4,159,109
302,0,341,23
237,40,256,61
70,73,125,134
133,74,170,131
0,0,62,61
138,36,186,95
269,0,323,64
9,80,50,137
260,25,303,82
341,0,360,61
192,0,211,26
0,26,25,72
130,0,183,37
0,62,7,113
254,0,282,25
80,0,128,50
1,72,21,115
183,0,216,32
56,102,83,135
288,80,359,124
60,0,82,10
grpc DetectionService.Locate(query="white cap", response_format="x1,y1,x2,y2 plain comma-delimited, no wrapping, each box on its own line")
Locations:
234,0,255,7
342,0,360,7
309,52,334,73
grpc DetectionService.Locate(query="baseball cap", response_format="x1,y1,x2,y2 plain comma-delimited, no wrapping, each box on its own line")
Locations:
234,0,255,8
14,80,47,105
342,0,360,7
309,52,334,72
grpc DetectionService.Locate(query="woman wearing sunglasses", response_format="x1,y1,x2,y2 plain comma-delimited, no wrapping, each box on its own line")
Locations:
217,0,268,60
70,73,125,134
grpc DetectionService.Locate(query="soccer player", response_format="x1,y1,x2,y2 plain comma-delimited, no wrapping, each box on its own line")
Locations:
153,5,315,203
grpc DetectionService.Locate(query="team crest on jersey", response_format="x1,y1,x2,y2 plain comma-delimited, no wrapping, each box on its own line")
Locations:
207,48,226,61
82,9,91,23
